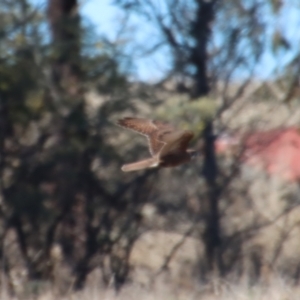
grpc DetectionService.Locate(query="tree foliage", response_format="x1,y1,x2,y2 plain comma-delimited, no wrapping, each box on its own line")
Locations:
0,0,146,293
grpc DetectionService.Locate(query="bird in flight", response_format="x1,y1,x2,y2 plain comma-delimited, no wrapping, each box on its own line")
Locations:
117,117,199,172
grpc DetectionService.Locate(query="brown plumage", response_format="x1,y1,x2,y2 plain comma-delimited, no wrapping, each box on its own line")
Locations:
117,117,198,172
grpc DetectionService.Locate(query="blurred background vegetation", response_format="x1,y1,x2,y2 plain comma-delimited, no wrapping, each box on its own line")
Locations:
0,0,300,298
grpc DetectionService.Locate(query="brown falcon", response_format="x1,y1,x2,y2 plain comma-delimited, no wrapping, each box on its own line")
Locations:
117,117,199,172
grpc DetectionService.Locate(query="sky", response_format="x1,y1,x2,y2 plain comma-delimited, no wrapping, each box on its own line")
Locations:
81,0,170,82
81,0,300,82
81,0,115,37
31,0,164,80
30,0,300,82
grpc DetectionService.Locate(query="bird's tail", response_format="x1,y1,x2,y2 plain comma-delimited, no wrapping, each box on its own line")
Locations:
121,157,159,172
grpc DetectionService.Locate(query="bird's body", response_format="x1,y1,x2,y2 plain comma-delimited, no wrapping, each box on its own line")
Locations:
117,117,198,172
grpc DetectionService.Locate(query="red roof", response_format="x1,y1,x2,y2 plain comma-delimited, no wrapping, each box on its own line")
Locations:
215,128,300,182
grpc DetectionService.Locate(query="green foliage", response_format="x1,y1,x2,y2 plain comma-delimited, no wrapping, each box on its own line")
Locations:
156,95,216,136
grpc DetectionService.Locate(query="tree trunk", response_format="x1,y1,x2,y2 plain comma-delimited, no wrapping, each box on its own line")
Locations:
190,0,222,276
47,0,82,97
190,0,215,97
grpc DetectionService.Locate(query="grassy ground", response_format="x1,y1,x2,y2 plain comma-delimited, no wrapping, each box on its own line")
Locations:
3,275,300,300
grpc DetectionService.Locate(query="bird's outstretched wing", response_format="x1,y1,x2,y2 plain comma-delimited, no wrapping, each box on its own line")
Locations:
117,117,175,155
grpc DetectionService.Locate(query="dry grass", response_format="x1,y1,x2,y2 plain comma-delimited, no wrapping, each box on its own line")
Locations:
2,275,300,300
